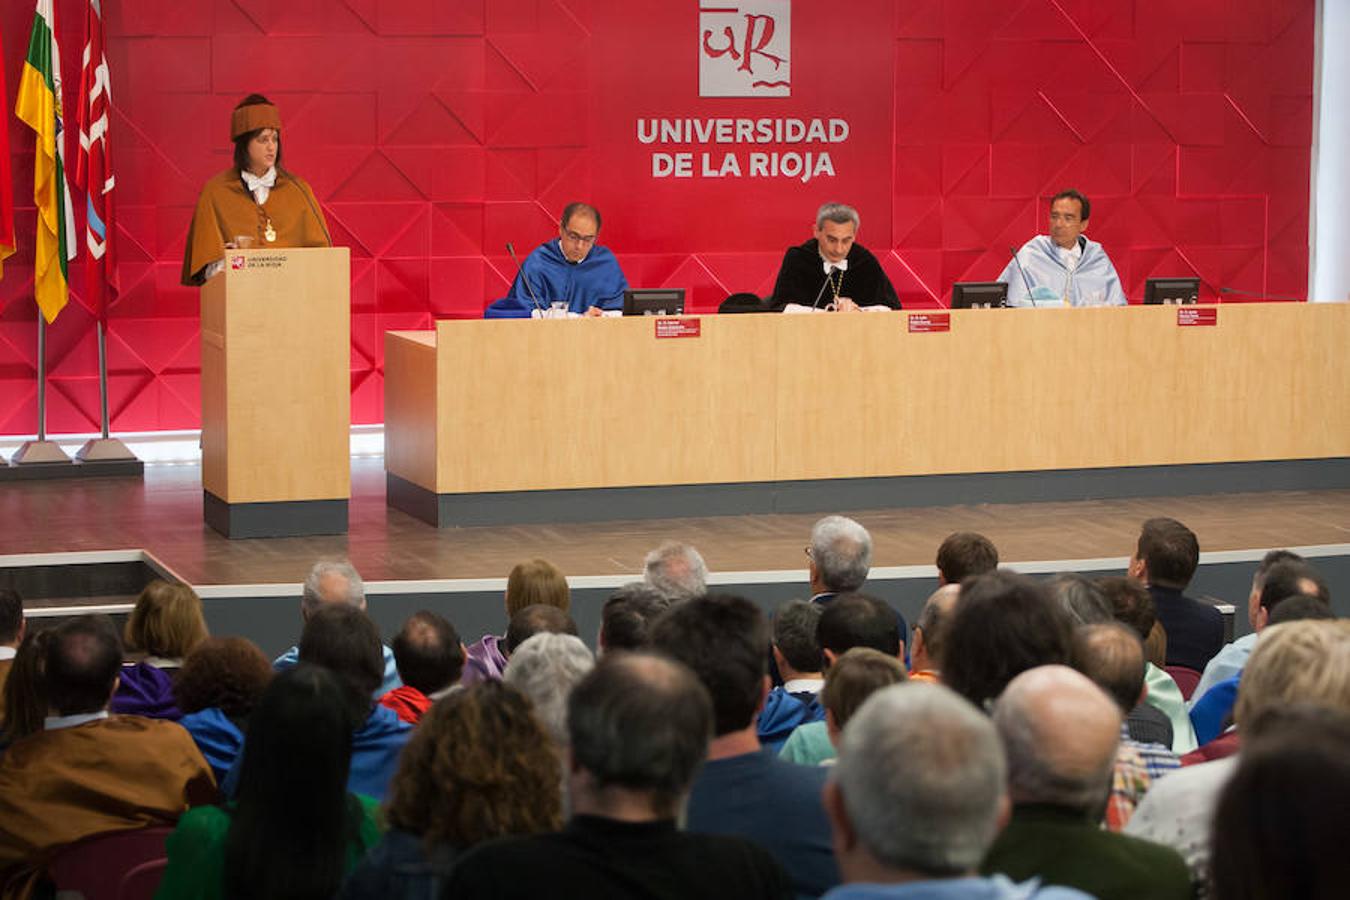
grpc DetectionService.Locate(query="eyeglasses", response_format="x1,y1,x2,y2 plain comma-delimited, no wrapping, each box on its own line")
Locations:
564,230,597,245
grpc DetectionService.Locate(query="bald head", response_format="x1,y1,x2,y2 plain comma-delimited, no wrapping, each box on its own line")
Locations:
912,584,960,673
993,665,1121,811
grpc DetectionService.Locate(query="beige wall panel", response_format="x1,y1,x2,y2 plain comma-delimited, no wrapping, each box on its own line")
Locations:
433,316,779,492
202,247,351,504
384,331,439,491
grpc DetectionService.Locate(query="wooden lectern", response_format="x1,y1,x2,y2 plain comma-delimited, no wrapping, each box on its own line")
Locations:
200,247,351,538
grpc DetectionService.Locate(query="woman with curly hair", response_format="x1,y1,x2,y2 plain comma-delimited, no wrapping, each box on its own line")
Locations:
174,637,274,782
113,579,210,720
339,681,563,899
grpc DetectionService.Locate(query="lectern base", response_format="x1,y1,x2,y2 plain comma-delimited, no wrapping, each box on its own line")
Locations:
204,492,348,539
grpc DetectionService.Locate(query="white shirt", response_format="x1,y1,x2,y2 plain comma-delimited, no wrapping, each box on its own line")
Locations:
44,710,110,731
1062,241,1082,271
783,678,825,695
241,166,277,205
0,646,16,661
820,257,849,273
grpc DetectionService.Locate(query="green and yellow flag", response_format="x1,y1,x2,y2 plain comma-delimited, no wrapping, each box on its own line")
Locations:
15,0,78,324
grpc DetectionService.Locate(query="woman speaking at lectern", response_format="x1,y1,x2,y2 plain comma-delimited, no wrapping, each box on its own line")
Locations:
181,94,331,286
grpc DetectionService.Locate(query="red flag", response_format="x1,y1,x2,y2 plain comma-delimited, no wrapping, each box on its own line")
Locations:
0,25,15,278
75,0,116,318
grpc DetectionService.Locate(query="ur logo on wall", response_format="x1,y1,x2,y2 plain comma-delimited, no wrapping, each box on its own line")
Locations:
699,1,790,97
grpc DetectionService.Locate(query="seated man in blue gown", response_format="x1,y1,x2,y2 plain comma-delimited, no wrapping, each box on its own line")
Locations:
486,201,628,318
999,189,1126,307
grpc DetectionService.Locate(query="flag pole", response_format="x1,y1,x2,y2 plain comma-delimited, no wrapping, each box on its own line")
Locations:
10,314,72,464
75,319,136,461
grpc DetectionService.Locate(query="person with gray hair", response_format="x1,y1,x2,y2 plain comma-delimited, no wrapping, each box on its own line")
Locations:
981,666,1191,900
808,516,873,601
444,653,792,898
502,632,595,751
275,560,401,696
642,541,708,602
769,203,900,312
821,681,1090,899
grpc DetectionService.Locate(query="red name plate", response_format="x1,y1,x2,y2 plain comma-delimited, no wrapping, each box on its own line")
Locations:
654,317,701,339
908,313,951,333
1177,307,1218,327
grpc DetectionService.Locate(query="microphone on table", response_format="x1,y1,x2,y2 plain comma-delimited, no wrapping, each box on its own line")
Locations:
1008,246,1037,307
506,242,547,317
811,266,838,310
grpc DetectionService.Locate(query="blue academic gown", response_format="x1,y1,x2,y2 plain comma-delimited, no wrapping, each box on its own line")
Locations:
485,239,628,317
998,234,1126,307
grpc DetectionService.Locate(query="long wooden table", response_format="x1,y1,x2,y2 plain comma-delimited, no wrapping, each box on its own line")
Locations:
384,304,1349,524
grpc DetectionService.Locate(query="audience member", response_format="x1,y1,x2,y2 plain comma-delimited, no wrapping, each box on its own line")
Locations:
821,648,907,752
1127,517,1224,672
758,599,826,752
822,681,1089,900
225,605,412,801
502,632,595,751
1208,705,1350,900
597,582,670,652
505,603,578,656
1190,550,1308,699
982,666,1191,900
445,653,792,898
643,541,709,602
464,559,570,684
1071,623,1180,830
0,616,215,897
780,592,903,765
340,682,562,900
652,593,839,897
156,665,380,900
1047,574,1113,626
1097,575,1197,753
379,610,464,724
942,571,1073,711
808,516,872,603
112,580,209,720
174,636,274,783
0,590,24,719
908,584,959,682
1188,573,1333,747
0,628,49,751
1126,620,1350,894
275,560,401,696
935,531,998,585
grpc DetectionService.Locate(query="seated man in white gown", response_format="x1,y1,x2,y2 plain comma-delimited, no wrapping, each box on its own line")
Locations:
999,189,1126,307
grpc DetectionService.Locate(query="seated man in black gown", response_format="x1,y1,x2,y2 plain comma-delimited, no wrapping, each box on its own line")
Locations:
770,203,901,312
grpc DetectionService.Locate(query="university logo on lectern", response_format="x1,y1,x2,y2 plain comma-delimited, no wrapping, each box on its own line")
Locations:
699,1,790,97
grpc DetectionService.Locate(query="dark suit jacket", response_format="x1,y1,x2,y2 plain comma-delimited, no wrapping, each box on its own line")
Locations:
982,804,1192,900
770,240,900,309
1150,585,1225,672
1126,701,1173,747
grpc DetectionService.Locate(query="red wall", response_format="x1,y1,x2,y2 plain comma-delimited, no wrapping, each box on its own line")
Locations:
0,0,1315,435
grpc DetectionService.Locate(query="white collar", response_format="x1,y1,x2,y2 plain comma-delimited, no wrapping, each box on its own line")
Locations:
0,646,16,661
783,677,824,695
820,256,849,273
44,710,110,731
241,166,277,191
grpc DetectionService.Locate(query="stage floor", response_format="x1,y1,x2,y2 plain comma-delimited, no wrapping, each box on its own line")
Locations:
2,458,1347,586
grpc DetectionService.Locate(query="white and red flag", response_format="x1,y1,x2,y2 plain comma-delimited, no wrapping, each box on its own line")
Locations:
75,0,117,319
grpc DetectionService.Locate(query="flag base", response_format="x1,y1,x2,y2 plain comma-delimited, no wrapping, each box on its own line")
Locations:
9,440,72,465
75,437,139,462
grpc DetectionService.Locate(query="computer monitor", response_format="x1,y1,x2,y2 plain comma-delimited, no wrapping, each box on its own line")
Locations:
623,289,686,316
1143,278,1200,305
951,282,1008,309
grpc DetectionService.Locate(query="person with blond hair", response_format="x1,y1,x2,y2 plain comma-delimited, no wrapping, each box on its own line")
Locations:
1126,620,1350,894
463,559,570,685
113,580,209,720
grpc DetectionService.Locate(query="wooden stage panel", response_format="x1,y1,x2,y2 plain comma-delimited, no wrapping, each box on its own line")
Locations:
387,304,1350,495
